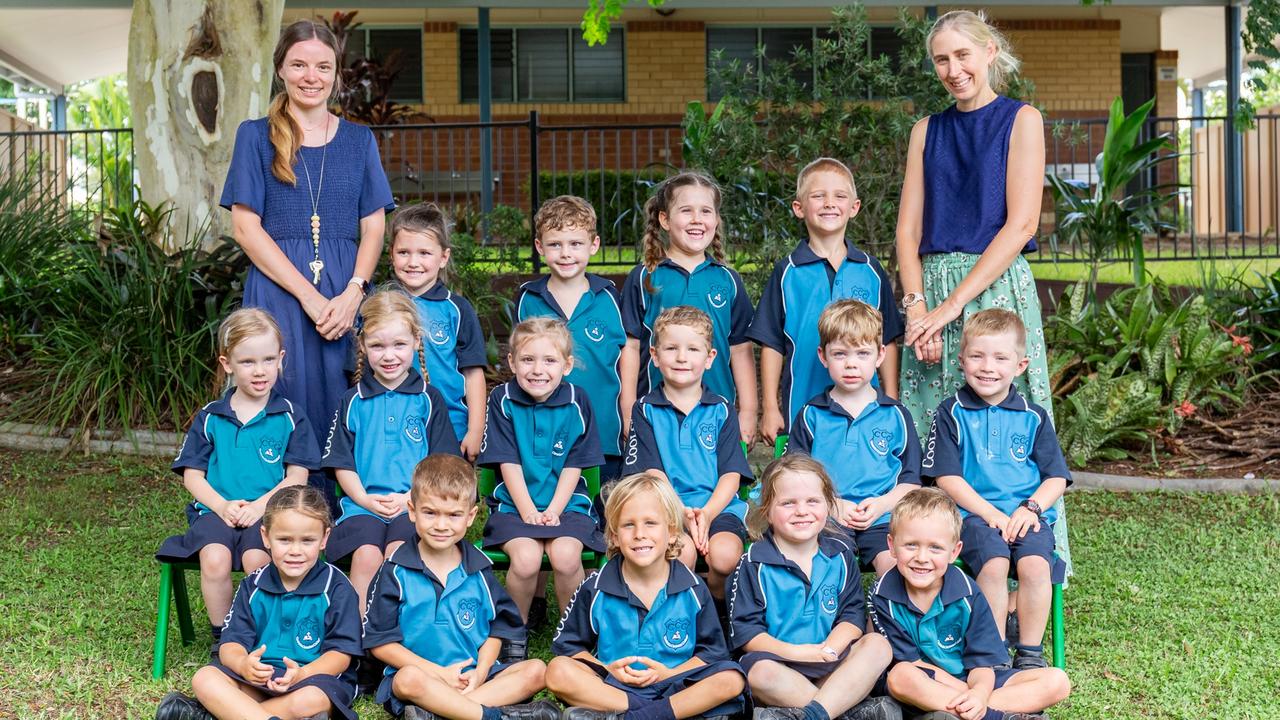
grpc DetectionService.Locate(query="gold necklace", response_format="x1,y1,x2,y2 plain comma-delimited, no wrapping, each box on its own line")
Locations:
299,114,330,285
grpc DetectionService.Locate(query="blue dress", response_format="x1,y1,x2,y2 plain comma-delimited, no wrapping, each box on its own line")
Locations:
220,118,395,488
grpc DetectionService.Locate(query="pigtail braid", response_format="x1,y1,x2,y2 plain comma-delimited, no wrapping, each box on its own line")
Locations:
418,345,430,384
641,190,668,294
352,345,366,384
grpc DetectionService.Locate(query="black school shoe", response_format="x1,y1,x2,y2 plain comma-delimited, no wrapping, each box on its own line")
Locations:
500,700,562,720
1012,648,1048,670
839,697,903,720
527,596,550,633
155,692,214,720
403,706,441,720
563,711,730,720
499,637,529,664
753,708,806,720
911,713,960,720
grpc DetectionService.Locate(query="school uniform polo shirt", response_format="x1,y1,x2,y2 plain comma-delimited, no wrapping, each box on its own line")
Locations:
788,389,921,525
322,368,462,522
621,258,753,404
747,240,905,434
173,389,321,514
727,531,866,650
515,274,626,456
922,385,1072,523
478,380,603,516
362,541,524,675
221,561,362,675
623,387,753,520
553,559,730,668
869,565,1008,678
408,282,488,440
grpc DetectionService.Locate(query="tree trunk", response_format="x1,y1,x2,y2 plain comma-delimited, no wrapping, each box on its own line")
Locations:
128,0,284,245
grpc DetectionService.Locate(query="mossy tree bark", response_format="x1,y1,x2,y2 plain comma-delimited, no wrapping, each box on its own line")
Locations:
128,0,284,244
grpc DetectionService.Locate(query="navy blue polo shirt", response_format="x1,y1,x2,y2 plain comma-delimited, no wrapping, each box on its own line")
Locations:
321,368,462,522
515,274,626,456
623,386,753,520
173,389,321,514
727,531,866,650
362,540,524,675
221,561,363,679
478,380,604,516
922,385,1072,523
620,258,753,404
788,389,921,525
747,241,905,434
553,558,730,669
869,565,1008,677
409,283,488,441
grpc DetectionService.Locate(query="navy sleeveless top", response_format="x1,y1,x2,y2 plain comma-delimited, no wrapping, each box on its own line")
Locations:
920,95,1036,255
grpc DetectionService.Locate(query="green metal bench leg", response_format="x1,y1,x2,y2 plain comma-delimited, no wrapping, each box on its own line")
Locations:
1051,582,1065,670
152,564,173,680
172,565,196,645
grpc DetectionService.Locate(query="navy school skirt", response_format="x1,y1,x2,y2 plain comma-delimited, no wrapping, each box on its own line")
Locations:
482,509,605,553
155,504,266,570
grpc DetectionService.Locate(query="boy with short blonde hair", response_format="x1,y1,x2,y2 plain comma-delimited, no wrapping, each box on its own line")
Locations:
923,308,1071,671
873,488,1071,720
787,299,920,576
750,157,904,444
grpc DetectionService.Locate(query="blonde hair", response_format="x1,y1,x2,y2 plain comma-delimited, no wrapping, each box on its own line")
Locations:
267,20,342,185
604,472,685,559
508,316,574,366
746,455,838,540
390,202,453,284
411,453,477,505
927,10,1020,93
960,307,1026,355
353,289,428,384
535,195,598,238
641,172,726,294
818,299,882,350
889,487,963,544
795,157,858,200
215,308,284,392
651,305,714,351
263,485,332,532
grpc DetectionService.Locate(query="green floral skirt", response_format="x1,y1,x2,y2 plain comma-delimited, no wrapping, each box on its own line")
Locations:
900,252,1071,577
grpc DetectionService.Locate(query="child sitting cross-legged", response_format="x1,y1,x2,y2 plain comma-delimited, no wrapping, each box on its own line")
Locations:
546,472,746,720
362,453,560,720
874,488,1070,720
923,309,1071,670
728,454,897,720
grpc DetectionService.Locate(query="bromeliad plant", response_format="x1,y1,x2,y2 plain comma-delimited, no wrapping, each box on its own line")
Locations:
1047,96,1177,297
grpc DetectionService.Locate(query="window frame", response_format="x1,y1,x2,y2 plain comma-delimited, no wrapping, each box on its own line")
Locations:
458,26,628,104
347,24,425,105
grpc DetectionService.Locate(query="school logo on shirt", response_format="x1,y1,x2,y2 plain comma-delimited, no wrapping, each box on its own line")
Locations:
662,617,692,651
706,284,729,309
457,598,480,630
847,286,872,304
258,436,284,464
404,415,425,443
1009,433,1030,462
551,431,568,457
428,319,452,346
294,615,323,651
820,584,838,614
938,623,964,650
868,428,893,457
583,318,606,343
697,422,717,452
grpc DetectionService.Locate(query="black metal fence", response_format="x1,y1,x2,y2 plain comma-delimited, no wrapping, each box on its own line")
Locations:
6,112,1280,271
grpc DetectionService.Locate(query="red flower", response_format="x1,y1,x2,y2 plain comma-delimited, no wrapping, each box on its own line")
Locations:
1229,332,1253,356
1174,401,1197,419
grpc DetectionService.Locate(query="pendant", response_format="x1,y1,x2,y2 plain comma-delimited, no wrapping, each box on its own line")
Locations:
309,259,324,285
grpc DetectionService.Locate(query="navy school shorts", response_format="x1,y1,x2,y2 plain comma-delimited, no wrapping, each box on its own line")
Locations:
482,508,606,552
378,661,508,718
210,657,357,720
574,656,745,716
326,513,417,563
155,505,266,571
959,515,1066,584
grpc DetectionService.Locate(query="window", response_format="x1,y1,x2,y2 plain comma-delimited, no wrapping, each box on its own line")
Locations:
460,28,625,103
706,25,905,101
346,27,424,104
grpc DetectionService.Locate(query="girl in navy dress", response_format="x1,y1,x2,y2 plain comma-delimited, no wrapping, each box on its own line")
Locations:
728,455,895,720
157,485,363,720
220,20,395,509
387,203,489,460
158,309,320,642
619,172,757,447
321,290,461,609
478,317,604,619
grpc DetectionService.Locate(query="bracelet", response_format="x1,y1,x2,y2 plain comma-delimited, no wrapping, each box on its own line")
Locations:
1019,499,1043,517
821,645,838,658
347,276,368,293
901,291,925,310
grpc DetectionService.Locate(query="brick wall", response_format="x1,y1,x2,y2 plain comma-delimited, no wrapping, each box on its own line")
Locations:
1001,19,1122,116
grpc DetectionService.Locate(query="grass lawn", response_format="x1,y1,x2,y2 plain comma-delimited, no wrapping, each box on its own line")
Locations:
1029,256,1280,287
1,449,1278,719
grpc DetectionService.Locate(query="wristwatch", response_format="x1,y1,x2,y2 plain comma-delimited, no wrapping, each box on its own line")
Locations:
821,646,839,659
901,292,925,310
1019,499,1044,517
347,275,369,294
